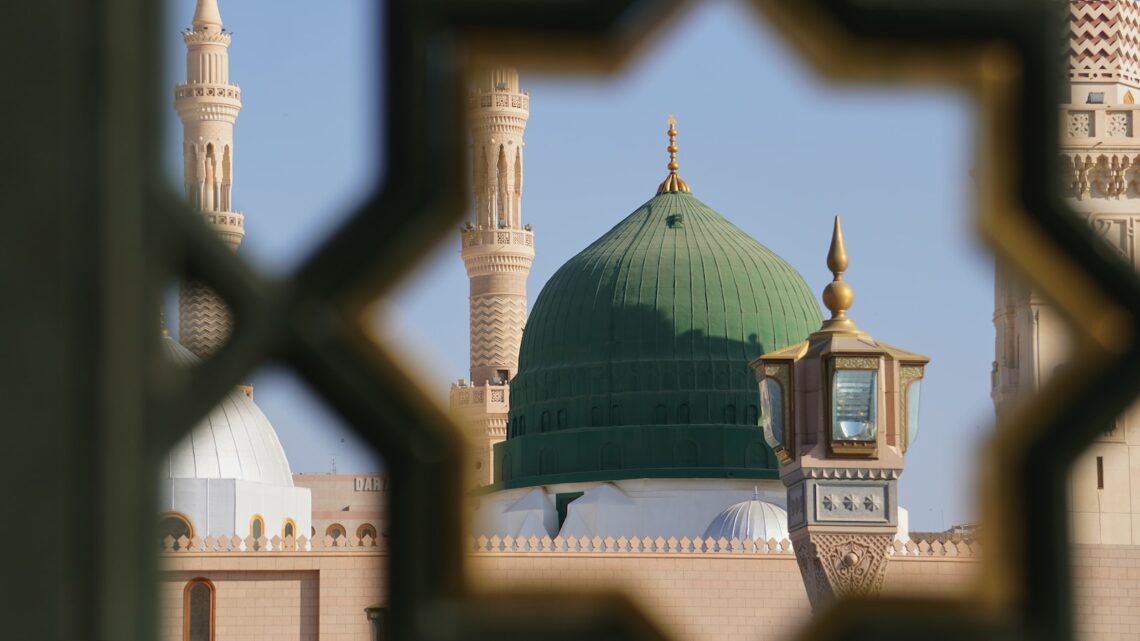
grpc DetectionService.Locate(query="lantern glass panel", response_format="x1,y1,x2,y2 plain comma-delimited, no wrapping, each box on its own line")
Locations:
760,377,783,449
832,369,877,442
906,379,923,446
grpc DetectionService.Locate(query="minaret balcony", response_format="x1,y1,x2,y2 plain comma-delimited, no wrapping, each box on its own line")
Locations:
461,227,533,250
1060,104,1140,149
460,229,535,277
466,91,529,112
201,210,245,247
449,381,510,416
174,83,242,122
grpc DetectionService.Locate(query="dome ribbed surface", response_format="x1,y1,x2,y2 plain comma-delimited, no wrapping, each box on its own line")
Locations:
161,338,296,487
702,497,789,542
495,192,821,487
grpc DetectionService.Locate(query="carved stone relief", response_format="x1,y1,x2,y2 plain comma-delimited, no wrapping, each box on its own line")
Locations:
791,530,894,610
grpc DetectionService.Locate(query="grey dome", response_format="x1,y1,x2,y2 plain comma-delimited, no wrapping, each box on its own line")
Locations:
160,338,296,487
702,490,789,542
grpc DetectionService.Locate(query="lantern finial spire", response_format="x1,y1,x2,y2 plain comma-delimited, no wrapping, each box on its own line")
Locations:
821,216,857,331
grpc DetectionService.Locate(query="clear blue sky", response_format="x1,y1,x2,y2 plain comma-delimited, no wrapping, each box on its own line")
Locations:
165,0,991,532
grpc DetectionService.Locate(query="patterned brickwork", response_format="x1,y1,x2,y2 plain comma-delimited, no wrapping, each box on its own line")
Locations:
158,543,1139,641
469,294,527,377
179,280,232,359
1071,1,1140,83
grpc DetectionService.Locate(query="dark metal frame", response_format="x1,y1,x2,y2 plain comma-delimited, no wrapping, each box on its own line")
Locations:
5,1,1130,640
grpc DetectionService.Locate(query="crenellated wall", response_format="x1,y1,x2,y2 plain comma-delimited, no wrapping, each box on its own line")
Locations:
159,541,1138,641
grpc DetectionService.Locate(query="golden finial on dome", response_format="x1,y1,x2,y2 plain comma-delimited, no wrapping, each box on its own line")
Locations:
820,216,857,332
657,114,691,194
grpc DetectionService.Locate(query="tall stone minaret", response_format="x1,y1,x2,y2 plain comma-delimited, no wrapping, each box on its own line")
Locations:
993,0,1140,544
175,0,244,359
449,68,534,486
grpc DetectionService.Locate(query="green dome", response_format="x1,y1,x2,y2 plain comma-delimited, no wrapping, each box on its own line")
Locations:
494,192,822,488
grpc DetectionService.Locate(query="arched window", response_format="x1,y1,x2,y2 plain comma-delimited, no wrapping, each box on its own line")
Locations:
590,406,602,426
541,411,551,432
723,404,736,424
282,519,297,549
677,403,690,424
357,523,378,545
746,404,759,424
654,404,668,424
249,510,264,536
609,404,622,425
183,578,215,641
557,409,567,429
326,523,347,543
159,512,194,549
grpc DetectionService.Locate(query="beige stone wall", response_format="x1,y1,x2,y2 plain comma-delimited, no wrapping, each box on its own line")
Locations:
1072,544,1140,641
161,552,386,641
293,474,387,543
159,544,1139,641
160,570,319,640
469,553,979,641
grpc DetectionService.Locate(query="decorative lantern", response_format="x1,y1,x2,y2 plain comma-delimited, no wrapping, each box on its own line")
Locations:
751,217,928,608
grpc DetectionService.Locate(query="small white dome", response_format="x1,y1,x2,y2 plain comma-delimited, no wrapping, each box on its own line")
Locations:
702,490,789,542
160,338,296,487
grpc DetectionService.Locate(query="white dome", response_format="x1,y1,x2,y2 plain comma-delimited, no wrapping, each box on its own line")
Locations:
702,490,789,542
161,338,296,487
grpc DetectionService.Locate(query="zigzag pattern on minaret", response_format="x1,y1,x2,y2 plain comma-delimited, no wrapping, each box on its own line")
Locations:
1070,1,1140,82
469,296,528,374
175,0,244,357
179,282,233,360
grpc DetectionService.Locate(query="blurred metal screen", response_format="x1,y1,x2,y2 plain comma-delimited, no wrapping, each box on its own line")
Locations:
4,1,1136,641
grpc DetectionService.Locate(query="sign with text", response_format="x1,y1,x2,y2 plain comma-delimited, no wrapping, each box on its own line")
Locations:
354,476,387,492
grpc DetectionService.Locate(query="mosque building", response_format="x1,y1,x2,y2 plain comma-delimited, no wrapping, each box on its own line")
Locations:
467,103,847,542
158,0,312,546
994,0,1140,545
157,2,1140,640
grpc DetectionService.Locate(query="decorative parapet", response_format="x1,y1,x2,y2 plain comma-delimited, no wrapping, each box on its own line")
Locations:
175,83,242,101
464,535,979,558
161,533,387,553
202,210,244,247
461,228,534,250
183,30,233,46
449,382,509,414
1059,106,1140,200
159,533,977,558
467,91,530,111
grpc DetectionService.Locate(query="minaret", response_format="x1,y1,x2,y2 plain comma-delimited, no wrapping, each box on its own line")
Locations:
175,0,244,359
992,0,1139,544
449,68,534,486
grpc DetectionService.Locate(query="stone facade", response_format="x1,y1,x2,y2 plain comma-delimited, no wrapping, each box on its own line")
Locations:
160,540,1140,641
174,0,244,359
450,68,534,486
992,0,1140,545
293,474,387,543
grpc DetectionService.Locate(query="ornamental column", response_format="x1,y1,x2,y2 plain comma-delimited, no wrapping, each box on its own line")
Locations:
174,0,244,359
449,68,534,486
752,218,929,608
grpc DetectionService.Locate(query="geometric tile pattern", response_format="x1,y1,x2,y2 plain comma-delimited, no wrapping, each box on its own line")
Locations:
179,280,232,360
470,294,527,376
1071,1,1140,84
